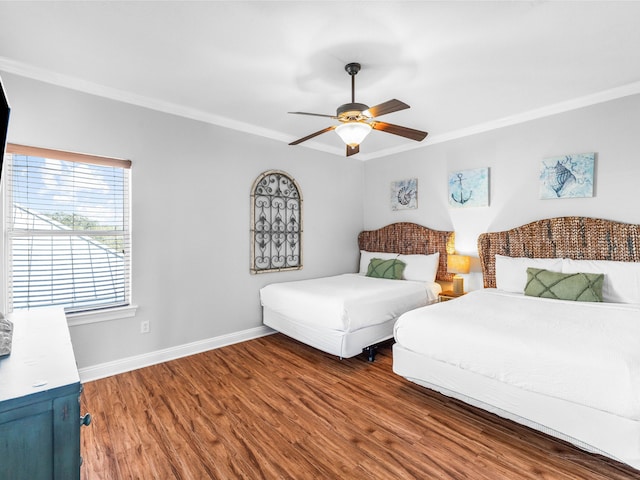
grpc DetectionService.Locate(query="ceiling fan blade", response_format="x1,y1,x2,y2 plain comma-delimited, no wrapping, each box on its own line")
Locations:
289,126,336,145
346,144,360,157
366,99,410,118
371,121,428,142
288,111,337,119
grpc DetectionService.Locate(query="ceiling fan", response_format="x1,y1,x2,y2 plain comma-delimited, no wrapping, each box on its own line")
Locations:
288,62,428,157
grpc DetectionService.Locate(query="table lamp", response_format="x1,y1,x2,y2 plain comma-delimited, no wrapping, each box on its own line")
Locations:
447,254,471,295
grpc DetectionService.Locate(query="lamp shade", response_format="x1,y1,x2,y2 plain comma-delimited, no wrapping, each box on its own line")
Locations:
335,122,372,147
447,254,470,274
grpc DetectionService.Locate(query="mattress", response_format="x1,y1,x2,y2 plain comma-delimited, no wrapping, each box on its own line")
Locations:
394,289,640,419
260,273,440,333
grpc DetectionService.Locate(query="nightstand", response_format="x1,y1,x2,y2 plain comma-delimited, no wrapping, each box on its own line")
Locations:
438,290,466,302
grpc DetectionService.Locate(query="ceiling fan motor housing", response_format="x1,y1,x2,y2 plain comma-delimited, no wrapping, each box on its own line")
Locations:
336,102,370,121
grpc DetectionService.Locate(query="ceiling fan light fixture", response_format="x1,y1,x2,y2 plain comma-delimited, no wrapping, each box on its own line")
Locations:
335,122,372,148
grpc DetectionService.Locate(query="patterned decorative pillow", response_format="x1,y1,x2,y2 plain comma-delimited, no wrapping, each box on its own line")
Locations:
366,258,406,280
525,268,604,302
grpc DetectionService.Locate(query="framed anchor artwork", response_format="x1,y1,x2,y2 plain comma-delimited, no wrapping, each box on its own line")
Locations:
448,167,489,208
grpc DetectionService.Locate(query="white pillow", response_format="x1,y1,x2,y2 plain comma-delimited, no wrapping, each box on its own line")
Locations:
562,259,640,304
400,252,440,282
359,251,440,282
495,255,563,293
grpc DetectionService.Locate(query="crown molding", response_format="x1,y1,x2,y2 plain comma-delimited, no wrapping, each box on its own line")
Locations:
2,56,640,161
363,80,640,161
0,56,290,142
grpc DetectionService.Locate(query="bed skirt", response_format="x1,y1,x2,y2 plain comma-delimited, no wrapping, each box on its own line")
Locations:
393,343,640,469
263,307,396,359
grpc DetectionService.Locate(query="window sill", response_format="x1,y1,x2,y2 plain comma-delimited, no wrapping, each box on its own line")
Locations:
67,304,138,327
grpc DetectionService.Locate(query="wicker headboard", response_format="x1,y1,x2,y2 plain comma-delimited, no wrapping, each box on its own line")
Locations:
358,222,455,282
478,216,640,288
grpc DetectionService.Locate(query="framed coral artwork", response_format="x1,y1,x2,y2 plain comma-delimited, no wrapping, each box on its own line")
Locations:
539,152,595,199
391,178,418,210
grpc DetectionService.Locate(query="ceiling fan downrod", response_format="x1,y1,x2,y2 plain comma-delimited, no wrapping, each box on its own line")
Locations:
345,62,361,103
337,63,369,120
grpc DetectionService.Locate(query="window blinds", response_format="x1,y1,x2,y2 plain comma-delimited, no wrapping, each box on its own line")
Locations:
5,144,131,312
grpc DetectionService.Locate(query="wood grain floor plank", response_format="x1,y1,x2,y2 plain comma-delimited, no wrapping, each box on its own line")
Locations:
80,334,640,479
79,380,122,480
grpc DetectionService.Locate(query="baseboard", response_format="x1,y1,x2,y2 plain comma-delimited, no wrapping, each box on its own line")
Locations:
78,325,275,383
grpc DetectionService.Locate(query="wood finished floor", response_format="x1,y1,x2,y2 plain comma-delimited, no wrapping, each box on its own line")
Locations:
80,334,640,479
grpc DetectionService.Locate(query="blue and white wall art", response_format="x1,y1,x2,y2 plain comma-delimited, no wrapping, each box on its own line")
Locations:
448,168,489,208
391,178,418,210
539,152,595,199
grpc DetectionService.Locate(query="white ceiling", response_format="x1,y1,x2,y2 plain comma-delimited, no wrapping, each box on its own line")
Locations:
1,1,640,160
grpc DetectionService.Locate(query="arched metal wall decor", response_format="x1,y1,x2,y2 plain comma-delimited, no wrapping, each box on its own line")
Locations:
250,170,303,274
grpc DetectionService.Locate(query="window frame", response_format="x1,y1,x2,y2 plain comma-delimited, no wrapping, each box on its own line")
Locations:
4,143,134,320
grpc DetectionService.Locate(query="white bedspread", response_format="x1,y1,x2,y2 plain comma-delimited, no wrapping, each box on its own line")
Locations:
394,289,640,419
261,273,440,333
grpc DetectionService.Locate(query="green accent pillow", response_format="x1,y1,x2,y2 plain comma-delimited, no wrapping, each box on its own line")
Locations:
525,268,604,302
366,258,406,280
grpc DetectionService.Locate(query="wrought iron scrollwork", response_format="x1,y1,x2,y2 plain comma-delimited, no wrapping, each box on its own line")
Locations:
251,170,302,273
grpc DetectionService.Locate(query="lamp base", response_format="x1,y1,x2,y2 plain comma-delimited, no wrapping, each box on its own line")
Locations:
452,275,464,295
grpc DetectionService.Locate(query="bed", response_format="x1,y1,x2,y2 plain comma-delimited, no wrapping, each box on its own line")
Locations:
393,216,640,469
261,222,454,360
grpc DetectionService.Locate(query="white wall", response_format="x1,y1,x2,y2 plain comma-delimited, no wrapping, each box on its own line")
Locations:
1,73,364,369
6,71,640,371
364,94,640,290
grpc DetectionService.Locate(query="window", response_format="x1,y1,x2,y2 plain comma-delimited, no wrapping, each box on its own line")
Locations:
250,170,302,273
4,144,131,313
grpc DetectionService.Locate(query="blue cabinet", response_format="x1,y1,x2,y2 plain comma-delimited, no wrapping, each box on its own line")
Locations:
0,308,86,480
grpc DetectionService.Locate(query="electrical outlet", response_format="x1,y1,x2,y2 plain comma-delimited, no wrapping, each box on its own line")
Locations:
140,320,150,334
